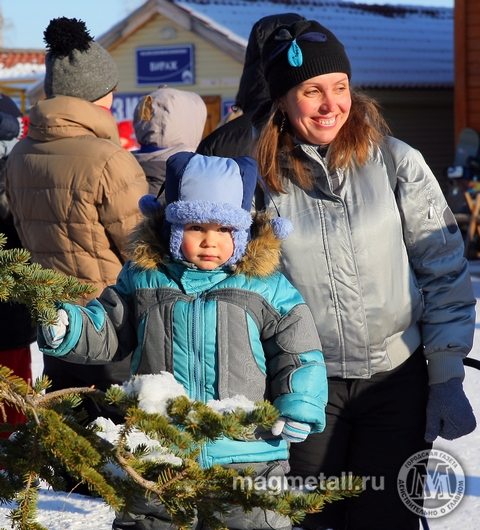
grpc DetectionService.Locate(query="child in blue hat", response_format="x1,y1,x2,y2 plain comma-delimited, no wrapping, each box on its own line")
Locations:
39,152,327,530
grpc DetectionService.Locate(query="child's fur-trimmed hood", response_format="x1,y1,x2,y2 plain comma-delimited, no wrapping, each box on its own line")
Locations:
127,209,283,278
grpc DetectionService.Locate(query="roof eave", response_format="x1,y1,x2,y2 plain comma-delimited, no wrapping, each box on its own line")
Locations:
97,0,159,50
97,0,245,63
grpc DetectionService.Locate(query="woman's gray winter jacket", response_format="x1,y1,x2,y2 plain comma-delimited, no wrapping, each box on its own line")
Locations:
260,136,476,385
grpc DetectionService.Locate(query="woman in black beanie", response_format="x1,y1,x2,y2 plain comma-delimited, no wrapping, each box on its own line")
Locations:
254,19,476,530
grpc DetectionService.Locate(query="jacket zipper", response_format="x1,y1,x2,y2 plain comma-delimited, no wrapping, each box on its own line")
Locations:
192,294,202,401
305,145,371,377
306,148,354,377
192,294,206,468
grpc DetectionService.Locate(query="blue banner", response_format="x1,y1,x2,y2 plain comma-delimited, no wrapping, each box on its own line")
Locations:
111,93,146,122
136,45,195,86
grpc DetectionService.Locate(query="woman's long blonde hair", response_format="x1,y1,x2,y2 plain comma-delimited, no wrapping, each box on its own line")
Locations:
254,87,391,193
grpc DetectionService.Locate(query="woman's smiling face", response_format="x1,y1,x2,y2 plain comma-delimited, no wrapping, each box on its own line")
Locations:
281,72,351,146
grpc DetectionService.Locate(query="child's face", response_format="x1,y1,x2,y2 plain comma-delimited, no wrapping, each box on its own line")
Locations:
181,222,235,270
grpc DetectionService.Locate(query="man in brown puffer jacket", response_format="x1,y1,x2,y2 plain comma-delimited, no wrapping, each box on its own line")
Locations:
5,18,149,434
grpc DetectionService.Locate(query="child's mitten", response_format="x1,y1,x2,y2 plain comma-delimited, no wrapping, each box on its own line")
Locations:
425,378,476,442
271,417,311,443
41,308,69,349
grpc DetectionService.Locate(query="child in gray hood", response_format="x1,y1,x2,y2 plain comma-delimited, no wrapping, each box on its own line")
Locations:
132,87,207,196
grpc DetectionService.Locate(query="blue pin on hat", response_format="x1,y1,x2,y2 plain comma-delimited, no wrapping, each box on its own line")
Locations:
288,39,303,67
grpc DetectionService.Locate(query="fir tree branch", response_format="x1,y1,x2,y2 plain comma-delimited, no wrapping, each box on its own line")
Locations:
33,386,105,407
0,233,96,325
0,370,363,530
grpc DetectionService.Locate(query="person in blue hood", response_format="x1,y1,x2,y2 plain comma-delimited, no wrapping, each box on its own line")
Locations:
38,151,328,530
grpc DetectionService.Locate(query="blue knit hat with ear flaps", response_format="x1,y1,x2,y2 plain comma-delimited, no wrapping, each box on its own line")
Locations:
138,152,293,267
165,152,255,266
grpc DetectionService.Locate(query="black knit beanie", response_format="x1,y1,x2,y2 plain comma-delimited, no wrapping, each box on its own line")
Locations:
43,17,119,102
262,20,351,101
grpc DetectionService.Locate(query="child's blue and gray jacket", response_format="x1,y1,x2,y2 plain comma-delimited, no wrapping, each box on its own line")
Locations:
38,211,327,468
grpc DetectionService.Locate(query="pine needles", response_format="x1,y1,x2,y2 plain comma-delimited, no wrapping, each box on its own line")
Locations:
0,233,95,325
0,373,363,530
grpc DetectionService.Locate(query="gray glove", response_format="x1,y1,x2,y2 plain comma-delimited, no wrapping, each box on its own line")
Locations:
425,378,476,443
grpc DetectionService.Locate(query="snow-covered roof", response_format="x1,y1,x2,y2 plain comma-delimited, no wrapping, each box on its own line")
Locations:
17,0,453,94
173,0,453,88
0,49,45,81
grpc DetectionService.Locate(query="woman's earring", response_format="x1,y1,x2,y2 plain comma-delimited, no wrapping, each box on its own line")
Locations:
279,113,286,133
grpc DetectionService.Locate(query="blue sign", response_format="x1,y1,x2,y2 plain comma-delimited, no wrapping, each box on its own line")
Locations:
111,93,146,122
136,45,194,86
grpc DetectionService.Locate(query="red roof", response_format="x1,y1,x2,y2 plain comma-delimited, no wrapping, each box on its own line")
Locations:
0,50,45,68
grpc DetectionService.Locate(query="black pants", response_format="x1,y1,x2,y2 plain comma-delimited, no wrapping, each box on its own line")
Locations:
288,348,432,530
112,461,291,530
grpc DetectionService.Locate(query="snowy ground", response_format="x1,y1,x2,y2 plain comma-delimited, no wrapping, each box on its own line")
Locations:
2,263,480,529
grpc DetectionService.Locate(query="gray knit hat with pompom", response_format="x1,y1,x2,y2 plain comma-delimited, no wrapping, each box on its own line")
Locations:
43,17,118,102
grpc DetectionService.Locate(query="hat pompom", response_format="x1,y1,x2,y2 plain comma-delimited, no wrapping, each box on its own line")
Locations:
270,217,294,239
43,17,93,56
139,194,161,215
43,17,118,102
